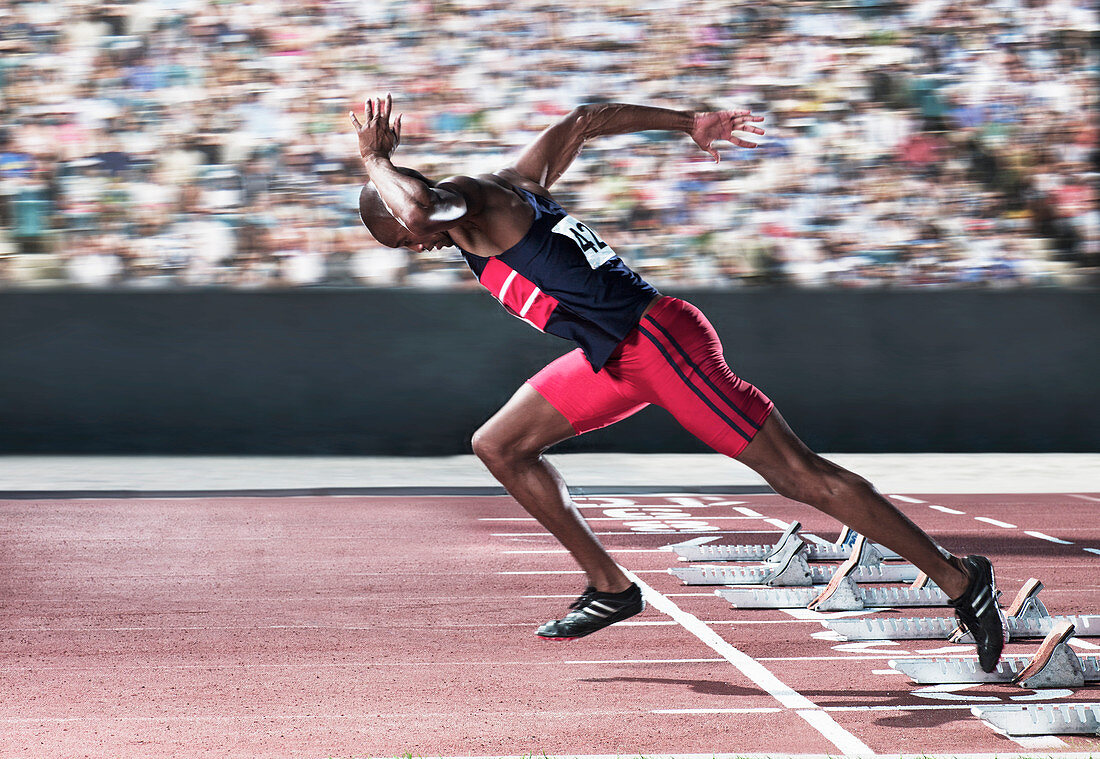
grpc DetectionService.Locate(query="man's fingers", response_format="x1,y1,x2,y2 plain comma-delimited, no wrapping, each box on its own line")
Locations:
384,93,392,119
349,112,361,130
395,113,403,141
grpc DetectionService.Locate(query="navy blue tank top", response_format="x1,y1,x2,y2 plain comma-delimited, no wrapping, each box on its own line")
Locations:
460,187,659,370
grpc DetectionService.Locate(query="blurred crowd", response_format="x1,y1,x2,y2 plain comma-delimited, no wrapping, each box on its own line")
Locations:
0,0,1096,290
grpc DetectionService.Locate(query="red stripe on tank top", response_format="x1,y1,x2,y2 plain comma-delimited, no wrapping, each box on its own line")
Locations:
479,258,559,331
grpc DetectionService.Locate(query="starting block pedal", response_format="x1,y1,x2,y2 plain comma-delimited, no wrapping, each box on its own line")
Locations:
889,621,1100,688
971,703,1100,737
673,520,901,563
825,578,1100,642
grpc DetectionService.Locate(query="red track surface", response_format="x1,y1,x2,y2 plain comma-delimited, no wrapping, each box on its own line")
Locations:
2,492,1099,757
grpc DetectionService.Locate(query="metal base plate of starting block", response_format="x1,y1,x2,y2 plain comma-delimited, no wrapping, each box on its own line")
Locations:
719,579,948,610
672,532,919,587
671,561,921,587
673,520,901,563
889,622,1098,688
719,537,944,609
825,578,1100,641
972,703,1100,736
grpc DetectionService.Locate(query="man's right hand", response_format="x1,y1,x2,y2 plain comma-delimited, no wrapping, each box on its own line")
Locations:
690,111,765,162
350,93,403,162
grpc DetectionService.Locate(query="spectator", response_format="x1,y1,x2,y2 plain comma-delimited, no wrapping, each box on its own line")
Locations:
0,0,1094,290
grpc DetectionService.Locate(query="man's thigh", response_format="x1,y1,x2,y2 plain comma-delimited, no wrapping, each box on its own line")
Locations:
527,348,648,436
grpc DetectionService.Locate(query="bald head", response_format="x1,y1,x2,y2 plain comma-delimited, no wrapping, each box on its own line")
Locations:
358,166,435,248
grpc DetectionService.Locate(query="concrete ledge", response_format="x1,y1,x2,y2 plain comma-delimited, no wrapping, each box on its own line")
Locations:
0,454,1096,495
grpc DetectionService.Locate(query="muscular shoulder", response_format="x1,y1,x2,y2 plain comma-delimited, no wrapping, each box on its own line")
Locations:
438,174,536,255
490,168,555,199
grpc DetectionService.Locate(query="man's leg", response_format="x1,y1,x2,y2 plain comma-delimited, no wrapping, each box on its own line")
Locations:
634,297,1006,670
736,410,968,597
471,382,632,594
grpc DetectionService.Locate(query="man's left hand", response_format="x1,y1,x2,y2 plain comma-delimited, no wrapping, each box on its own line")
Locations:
691,110,765,162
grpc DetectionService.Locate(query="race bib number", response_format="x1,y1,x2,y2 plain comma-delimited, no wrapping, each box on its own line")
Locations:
552,215,617,269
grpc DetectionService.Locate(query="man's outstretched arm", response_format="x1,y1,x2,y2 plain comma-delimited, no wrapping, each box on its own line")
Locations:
506,103,765,189
350,95,478,235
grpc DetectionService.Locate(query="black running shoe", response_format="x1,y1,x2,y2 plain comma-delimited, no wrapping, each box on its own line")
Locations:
536,583,645,640
948,555,1007,673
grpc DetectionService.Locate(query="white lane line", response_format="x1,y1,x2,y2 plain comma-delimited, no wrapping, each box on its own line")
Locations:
733,506,764,517
889,495,926,503
1068,493,1100,503
1023,531,1073,545
764,518,792,530
929,504,966,515
621,569,874,756
1084,547,1100,556
974,516,1017,528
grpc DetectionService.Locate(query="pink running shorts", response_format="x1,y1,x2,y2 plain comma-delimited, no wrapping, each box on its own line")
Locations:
527,297,774,458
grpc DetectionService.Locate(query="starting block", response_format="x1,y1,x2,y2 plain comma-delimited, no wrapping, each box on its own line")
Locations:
718,540,945,610
825,578,1100,641
971,703,1100,737
673,520,900,563
670,533,921,587
889,621,1099,688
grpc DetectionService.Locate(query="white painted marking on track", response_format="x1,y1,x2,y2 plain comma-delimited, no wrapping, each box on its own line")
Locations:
1068,637,1100,650
619,568,874,755
764,518,791,529
658,536,719,552
1011,736,1068,750
1023,531,1073,544
974,516,1017,528
929,504,966,515
1068,493,1100,503
733,506,764,517
889,495,926,503
1083,547,1100,556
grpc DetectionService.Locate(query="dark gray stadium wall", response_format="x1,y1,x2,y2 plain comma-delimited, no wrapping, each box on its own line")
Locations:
0,290,1097,453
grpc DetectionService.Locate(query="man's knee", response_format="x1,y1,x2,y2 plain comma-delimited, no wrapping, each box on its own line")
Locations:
470,425,501,467
471,424,536,470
